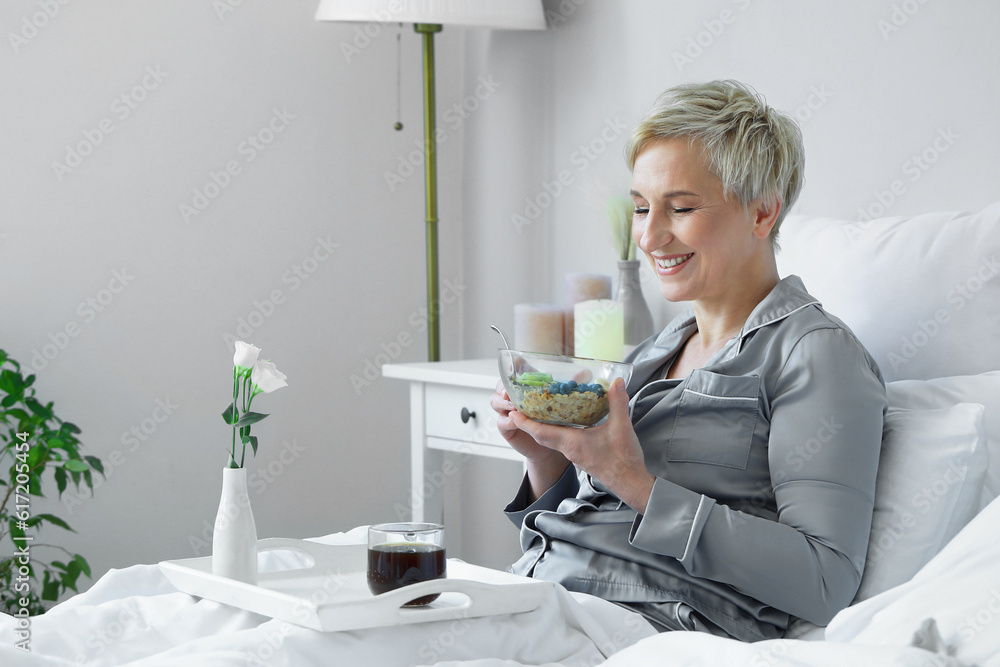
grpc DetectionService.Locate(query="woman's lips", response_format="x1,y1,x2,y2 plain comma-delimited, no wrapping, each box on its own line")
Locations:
653,252,694,275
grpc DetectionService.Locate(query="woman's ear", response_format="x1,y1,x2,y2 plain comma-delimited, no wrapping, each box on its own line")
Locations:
751,197,782,240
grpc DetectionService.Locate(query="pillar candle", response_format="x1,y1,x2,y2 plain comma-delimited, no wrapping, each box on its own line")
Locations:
564,273,612,355
513,304,565,355
574,299,624,361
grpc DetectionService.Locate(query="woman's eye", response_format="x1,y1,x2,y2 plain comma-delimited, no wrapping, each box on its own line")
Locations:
673,207,694,214
633,207,649,215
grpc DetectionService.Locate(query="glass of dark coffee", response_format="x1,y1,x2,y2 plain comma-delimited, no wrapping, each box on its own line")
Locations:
367,523,446,606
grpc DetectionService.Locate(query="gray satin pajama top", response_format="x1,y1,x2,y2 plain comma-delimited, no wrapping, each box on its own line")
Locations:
504,275,887,641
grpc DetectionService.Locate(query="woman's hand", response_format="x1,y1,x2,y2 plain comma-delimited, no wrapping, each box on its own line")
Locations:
509,377,656,514
491,380,570,502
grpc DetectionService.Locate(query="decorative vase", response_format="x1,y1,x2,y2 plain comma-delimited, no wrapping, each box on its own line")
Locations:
615,260,655,348
211,466,258,584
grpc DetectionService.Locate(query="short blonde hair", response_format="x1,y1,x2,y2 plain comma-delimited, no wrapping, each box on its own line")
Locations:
624,80,804,245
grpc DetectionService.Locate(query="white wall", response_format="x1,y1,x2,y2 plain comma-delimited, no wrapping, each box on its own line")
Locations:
0,0,481,588
3,0,999,596
461,0,1000,353
457,0,1000,561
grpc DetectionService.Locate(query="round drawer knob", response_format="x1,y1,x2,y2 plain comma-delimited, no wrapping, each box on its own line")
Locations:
460,407,476,424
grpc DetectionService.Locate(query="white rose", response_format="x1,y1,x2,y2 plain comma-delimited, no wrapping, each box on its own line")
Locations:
233,341,261,371
251,360,288,395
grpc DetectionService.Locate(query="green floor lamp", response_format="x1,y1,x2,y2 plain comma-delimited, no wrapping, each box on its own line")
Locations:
316,1,546,362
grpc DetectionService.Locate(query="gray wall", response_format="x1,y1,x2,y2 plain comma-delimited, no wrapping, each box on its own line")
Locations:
2,0,998,594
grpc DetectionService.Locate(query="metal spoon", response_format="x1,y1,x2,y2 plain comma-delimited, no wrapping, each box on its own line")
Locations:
490,324,511,350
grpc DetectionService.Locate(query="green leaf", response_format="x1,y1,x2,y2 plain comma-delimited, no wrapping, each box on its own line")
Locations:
4,407,29,421
84,456,104,476
27,443,47,469
28,471,41,496
62,421,82,435
0,369,22,395
73,554,91,578
221,402,238,425
46,437,67,450
25,398,53,420
41,574,60,602
9,520,24,541
62,558,82,591
34,513,73,531
63,459,89,473
234,411,268,428
241,434,259,457
54,466,68,496
0,395,17,409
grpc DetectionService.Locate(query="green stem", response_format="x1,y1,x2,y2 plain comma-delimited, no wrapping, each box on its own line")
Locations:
230,366,239,468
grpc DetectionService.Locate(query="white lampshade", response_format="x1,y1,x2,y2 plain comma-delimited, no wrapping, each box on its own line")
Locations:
315,0,547,30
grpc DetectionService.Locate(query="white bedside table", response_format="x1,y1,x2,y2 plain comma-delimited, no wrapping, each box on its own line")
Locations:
382,359,524,525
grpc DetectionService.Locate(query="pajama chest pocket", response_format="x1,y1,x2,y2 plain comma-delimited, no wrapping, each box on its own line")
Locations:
668,370,761,470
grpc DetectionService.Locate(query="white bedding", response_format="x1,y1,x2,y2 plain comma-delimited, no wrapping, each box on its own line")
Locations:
4,499,1000,666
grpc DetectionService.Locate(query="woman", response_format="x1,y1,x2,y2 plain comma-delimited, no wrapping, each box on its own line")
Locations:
491,80,886,641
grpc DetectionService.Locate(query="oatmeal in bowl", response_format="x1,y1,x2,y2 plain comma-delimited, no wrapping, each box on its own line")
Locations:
498,349,633,427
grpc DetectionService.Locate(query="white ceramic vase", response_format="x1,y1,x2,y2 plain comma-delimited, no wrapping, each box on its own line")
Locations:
616,260,655,346
211,466,258,584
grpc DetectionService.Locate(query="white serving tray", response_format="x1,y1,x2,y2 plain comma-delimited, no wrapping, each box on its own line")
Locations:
159,538,552,632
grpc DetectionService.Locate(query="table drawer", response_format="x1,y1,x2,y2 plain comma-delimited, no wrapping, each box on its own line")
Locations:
424,384,507,448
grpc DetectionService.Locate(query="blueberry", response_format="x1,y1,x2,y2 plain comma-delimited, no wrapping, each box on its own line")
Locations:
565,381,578,390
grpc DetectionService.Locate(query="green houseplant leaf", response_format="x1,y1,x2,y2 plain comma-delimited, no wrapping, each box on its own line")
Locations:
0,348,102,614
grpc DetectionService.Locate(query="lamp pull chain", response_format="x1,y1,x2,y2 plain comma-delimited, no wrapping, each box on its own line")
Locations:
394,23,403,131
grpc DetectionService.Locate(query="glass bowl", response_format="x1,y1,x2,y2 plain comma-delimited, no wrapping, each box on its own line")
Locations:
498,349,633,428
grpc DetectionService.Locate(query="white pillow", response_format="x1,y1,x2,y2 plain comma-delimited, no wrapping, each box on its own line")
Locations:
886,372,1000,508
777,202,1000,382
828,494,1000,665
854,403,987,602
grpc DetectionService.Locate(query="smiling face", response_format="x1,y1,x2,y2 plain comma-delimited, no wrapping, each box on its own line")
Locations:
630,137,778,307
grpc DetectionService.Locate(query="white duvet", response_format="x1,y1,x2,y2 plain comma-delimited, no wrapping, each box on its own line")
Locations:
3,498,999,667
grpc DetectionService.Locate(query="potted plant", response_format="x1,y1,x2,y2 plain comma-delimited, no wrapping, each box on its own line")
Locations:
0,348,102,616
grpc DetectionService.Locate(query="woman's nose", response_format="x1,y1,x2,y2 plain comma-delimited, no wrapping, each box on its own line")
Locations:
637,211,672,253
